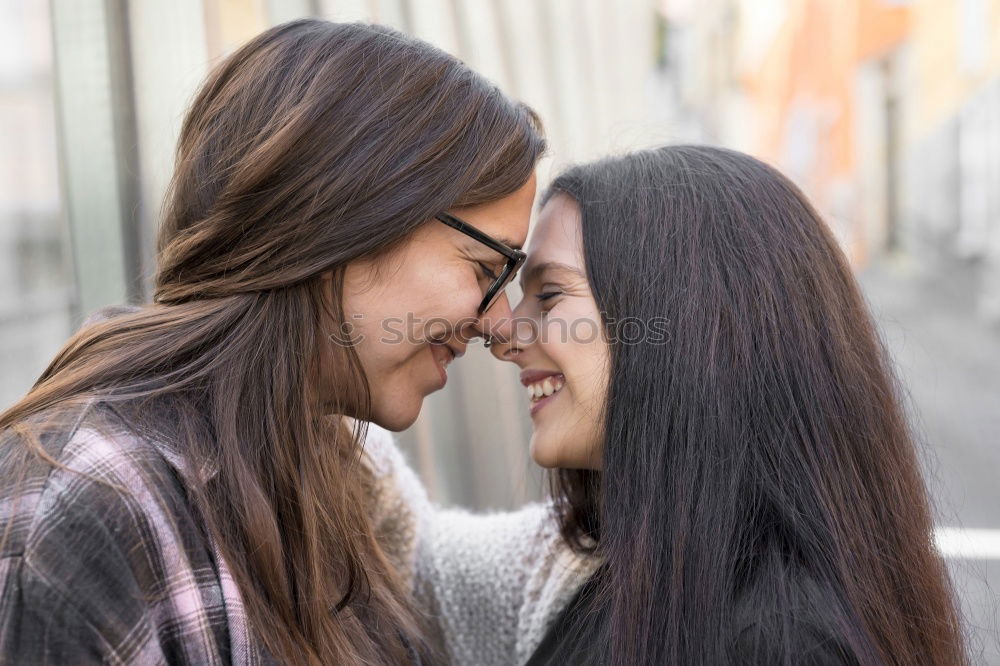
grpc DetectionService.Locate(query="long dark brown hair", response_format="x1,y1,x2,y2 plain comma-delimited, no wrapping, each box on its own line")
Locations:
0,19,543,664
544,145,966,665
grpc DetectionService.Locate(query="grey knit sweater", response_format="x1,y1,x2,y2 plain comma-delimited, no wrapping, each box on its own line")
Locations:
362,423,600,666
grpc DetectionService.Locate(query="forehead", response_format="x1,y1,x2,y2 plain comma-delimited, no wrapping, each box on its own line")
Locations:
450,172,537,249
525,192,584,267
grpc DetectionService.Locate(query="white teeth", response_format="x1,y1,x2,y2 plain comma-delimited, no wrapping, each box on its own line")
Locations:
526,376,564,402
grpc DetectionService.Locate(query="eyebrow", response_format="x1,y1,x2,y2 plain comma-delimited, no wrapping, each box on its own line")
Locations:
462,235,522,254
439,211,523,251
519,260,585,290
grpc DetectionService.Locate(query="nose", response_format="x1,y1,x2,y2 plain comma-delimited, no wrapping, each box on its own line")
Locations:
489,330,520,362
477,292,515,345
486,294,535,363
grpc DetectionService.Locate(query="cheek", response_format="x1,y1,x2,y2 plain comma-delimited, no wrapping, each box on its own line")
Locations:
540,314,605,402
532,315,608,469
341,276,426,383
358,268,479,343
399,263,482,328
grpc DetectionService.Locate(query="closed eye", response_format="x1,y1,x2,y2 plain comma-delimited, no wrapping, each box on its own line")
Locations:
478,262,501,281
535,292,561,302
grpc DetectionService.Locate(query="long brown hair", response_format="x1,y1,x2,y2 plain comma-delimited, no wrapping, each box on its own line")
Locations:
544,146,966,665
0,19,543,664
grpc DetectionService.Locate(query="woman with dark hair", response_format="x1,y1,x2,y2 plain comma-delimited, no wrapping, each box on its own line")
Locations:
497,144,968,665
399,144,967,665
0,19,543,664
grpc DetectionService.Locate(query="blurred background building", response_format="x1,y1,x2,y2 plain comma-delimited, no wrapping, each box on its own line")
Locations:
1,0,998,659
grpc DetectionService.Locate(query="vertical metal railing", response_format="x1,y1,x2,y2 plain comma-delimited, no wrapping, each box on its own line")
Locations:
50,0,135,320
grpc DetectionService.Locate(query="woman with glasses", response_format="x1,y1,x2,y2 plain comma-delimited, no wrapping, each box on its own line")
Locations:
0,19,542,664
369,145,970,665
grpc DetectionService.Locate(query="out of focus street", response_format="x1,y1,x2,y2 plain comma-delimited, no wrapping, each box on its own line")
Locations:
862,257,1000,663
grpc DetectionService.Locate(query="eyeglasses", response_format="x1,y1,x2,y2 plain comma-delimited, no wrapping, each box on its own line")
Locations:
436,212,527,315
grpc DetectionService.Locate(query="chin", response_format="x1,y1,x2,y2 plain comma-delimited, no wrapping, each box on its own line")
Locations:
529,437,563,469
532,431,602,470
370,396,423,432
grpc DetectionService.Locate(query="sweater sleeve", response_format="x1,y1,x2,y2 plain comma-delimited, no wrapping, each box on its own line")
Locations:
360,423,594,666
415,503,556,666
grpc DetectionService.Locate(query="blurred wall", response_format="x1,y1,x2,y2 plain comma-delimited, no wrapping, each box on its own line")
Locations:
901,0,1000,322
659,0,1000,322
657,0,911,262
0,1,74,409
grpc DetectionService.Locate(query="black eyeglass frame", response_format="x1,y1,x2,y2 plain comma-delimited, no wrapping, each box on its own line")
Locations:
436,212,527,315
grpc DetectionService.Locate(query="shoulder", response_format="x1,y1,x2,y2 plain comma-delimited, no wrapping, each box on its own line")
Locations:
359,422,599,665
11,414,210,600
0,403,186,562
360,422,569,579
729,575,863,665
22,413,194,555
0,407,222,662
515,523,599,664
420,502,599,666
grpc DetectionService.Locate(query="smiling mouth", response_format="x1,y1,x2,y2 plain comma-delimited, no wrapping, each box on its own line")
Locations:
428,342,458,387
428,332,464,360
524,374,565,403
430,343,456,365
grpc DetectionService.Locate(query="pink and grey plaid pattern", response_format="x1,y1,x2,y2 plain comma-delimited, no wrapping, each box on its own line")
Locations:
0,403,274,664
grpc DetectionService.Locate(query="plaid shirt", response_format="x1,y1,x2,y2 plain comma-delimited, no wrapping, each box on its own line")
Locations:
0,400,274,665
